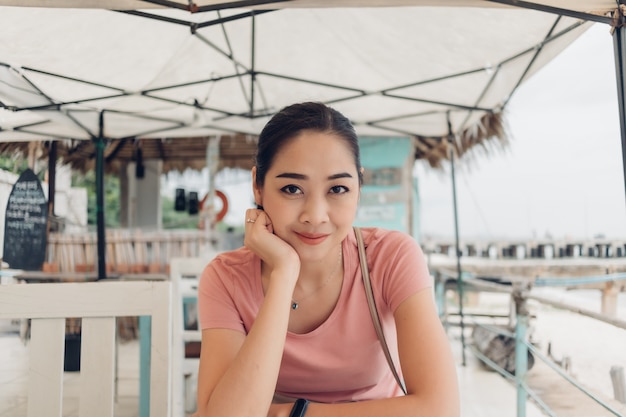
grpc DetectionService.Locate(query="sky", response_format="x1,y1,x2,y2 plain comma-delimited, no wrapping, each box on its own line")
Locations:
166,22,626,241
415,22,626,241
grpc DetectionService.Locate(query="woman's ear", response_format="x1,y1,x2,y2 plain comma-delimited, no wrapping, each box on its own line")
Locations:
251,166,263,208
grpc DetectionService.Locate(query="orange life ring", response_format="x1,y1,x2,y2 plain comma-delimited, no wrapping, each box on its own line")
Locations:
199,189,229,223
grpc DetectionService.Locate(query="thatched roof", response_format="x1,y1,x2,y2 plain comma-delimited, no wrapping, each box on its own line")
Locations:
0,111,509,174
0,134,257,174
415,112,509,169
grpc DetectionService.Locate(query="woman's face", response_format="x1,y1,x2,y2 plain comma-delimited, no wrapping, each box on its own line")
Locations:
253,130,361,262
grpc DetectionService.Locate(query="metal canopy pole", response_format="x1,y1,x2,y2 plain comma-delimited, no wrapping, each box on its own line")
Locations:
612,6,626,208
250,12,256,116
448,116,467,366
45,141,57,268
96,111,107,280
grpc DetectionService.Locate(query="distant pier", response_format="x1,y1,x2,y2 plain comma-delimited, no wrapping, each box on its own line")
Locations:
421,237,626,261
423,237,626,317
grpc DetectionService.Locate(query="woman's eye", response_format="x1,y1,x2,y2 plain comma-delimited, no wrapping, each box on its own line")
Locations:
281,185,302,195
330,185,349,194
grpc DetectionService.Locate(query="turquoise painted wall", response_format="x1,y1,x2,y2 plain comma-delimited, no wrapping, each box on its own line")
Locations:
359,136,413,169
354,136,420,238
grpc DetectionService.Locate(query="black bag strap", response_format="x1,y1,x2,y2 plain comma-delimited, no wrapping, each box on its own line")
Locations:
354,226,407,394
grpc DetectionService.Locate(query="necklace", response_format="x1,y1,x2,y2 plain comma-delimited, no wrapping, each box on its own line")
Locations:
291,248,343,310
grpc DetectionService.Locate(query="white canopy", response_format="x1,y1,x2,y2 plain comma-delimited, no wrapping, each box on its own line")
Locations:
0,1,617,12
3,1,623,279
0,1,616,150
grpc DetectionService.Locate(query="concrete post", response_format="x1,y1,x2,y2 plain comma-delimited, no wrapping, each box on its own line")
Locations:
601,281,620,317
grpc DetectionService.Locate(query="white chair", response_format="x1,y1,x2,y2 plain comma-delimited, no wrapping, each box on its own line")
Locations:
0,280,172,417
170,255,215,416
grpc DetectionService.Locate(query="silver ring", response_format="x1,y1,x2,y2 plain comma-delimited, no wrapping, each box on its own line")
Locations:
246,218,255,223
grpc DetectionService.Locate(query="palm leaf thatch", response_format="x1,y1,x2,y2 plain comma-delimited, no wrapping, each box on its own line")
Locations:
0,135,259,174
413,111,510,169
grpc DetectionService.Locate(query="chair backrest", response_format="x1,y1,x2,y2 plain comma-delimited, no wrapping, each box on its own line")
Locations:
170,255,213,336
169,255,215,415
0,280,172,417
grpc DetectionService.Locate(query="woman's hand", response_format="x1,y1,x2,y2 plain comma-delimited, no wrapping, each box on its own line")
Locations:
243,208,300,283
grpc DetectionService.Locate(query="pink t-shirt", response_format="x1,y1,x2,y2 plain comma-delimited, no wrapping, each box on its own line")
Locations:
198,227,432,403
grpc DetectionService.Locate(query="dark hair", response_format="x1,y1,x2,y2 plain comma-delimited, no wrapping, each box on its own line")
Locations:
254,102,363,187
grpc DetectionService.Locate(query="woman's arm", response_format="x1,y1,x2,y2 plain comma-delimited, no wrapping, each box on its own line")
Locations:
195,275,292,417
196,209,301,417
395,289,460,416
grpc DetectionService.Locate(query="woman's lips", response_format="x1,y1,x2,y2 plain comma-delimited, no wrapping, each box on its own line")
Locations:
296,233,328,245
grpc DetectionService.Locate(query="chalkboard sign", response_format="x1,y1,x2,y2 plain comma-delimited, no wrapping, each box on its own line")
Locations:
3,169,48,270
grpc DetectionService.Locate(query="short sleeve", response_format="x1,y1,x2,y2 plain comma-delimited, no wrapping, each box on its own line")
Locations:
366,229,432,313
197,257,246,333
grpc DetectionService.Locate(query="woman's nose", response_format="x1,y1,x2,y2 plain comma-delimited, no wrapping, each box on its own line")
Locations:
299,195,330,225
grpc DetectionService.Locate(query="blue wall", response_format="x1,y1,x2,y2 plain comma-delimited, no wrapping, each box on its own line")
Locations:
354,136,420,238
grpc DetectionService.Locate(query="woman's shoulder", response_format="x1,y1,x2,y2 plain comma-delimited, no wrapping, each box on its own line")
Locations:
200,246,260,294
203,246,258,277
357,227,425,268
212,246,256,266
359,227,419,251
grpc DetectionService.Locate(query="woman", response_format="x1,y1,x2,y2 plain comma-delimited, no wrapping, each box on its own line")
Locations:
196,102,459,417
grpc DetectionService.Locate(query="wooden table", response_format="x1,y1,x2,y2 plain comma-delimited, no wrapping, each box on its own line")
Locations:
13,271,168,283
13,271,100,283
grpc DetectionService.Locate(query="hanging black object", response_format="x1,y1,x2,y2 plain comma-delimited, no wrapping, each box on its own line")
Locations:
135,163,145,179
135,148,145,179
175,188,186,212
188,191,199,215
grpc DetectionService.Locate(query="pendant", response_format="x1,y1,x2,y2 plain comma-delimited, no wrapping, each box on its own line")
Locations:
291,302,299,310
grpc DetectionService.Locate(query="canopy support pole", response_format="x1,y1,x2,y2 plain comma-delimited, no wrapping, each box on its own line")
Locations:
448,117,466,367
613,19,626,209
204,136,219,252
45,141,57,265
249,12,256,116
96,112,107,280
